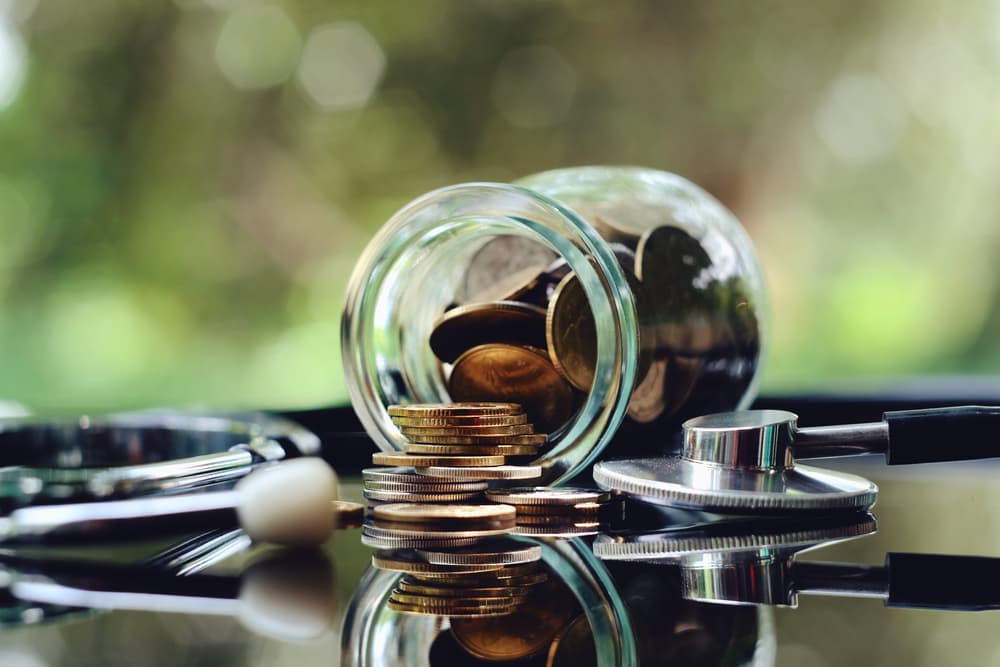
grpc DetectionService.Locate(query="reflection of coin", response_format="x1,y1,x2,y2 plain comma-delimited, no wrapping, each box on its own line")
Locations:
402,433,547,446
417,539,542,566
430,301,548,364
373,503,516,525
372,452,505,467
390,413,529,427
547,614,596,667
416,465,543,480
460,236,558,303
627,358,668,423
372,551,500,574
404,444,540,456
449,344,574,434
364,523,513,540
388,403,523,417
513,515,602,528
450,572,579,662
400,422,535,437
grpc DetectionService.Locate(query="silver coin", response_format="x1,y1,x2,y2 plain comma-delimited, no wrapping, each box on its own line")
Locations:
361,532,480,550
511,524,600,538
364,480,490,493
414,465,543,481
459,236,558,303
484,487,610,507
363,489,485,503
362,466,420,483
363,523,512,541
416,538,542,567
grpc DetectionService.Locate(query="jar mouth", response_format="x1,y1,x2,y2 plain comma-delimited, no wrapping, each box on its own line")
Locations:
341,183,640,484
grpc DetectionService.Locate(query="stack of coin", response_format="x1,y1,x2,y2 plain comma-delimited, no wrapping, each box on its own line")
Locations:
364,403,544,494
371,538,548,618
484,487,615,537
361,467,490,505
361,502,517,550
390,402,547,460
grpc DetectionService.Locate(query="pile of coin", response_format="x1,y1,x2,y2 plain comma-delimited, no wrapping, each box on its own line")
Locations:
485,487,616,537
372,537,547,618
363,403,543,506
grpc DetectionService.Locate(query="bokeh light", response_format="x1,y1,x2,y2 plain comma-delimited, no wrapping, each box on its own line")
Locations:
298,22,385,111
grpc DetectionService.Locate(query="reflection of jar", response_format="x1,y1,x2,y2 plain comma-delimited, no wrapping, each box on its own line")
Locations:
342,167,767,484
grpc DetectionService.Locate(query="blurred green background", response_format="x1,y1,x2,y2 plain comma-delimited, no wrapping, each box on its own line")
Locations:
1,0,998,415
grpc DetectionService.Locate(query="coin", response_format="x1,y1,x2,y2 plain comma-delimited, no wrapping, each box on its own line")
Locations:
416,465,543,480
545,273,595,392
429,301,548,364
459,236,558,303
512,514,602,528
509,502,605,516
400,422,536,437
390,591,520,607
373,503,516,525
390,413,529,427
416,538,542,567
362,528,514,548
412,570,548,586
372,550,500,574
363,489,485,503
362,467,420,483
448,344,574,434
398,580,533,598
364,479,489,493
388,403,524,417
332,500,365,529
511,524,600,537
404,444,540,457
372,452,505,467
388,600,516,617
362,534,480,550
485,487,611,507
403,433,547,446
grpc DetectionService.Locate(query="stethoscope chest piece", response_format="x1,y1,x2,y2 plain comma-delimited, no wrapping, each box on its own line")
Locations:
593,410,879,513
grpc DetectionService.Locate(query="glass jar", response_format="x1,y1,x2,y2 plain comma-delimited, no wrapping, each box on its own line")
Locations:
341,167,767,484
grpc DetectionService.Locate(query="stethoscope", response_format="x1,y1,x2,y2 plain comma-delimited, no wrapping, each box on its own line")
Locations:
594,512,1000,611
593,405,1000,513
0,411,343,545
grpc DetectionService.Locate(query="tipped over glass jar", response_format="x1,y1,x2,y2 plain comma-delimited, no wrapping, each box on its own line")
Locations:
342,167,768,484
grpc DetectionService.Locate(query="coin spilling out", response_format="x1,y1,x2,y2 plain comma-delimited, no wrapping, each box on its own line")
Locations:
366,404,546,509
484,487,617,536
429,301,548,363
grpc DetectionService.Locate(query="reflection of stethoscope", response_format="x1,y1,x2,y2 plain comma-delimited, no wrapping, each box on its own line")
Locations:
0,412,341,545
595,513,1000,610
594,406,1000,513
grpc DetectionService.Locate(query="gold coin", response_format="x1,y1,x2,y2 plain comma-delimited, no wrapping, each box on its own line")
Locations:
547,614,596,667
403,433,547,446
415,464,543,480
372,552,500,575
410,570,548,586
398,581,533,598
372,452,505,467
373,502,516,524
450,573,580,662
390,413,529,427
509,502,604,516
400,423,535,437
430,301,548,364
404,444,539,457
332,500,365,529
363,489,485,503
513,514,602,528
387,599,515,617
390,591,520,607
388,402,523,417
448,344,574,434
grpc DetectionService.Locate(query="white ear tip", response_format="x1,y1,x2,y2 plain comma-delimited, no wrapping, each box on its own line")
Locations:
236,458,339,545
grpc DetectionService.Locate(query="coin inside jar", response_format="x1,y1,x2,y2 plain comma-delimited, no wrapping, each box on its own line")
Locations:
430,301,548,364
448,344,574,434
459,235,558,304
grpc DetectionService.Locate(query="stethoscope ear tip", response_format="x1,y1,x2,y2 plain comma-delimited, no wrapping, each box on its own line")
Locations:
236,458,340,546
